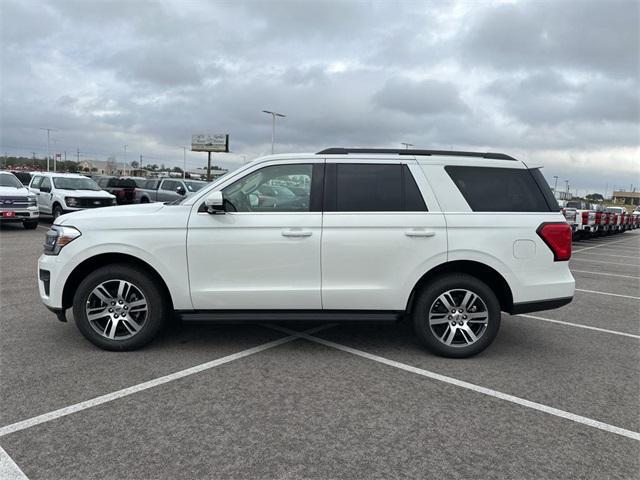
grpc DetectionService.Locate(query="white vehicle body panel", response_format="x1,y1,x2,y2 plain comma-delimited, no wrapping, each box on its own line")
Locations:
38,151,575,319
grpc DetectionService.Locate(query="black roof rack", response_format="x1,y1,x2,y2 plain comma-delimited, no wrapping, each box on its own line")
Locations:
316,147,516,161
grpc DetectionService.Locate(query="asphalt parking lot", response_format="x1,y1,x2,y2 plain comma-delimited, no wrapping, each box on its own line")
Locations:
1,219,638,479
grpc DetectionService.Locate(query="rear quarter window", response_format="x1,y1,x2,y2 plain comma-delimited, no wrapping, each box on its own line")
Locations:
445,166,554,212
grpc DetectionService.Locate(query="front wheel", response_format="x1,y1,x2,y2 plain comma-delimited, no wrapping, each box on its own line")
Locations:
412,274,501,358
52,204,64,219
73,264,167,350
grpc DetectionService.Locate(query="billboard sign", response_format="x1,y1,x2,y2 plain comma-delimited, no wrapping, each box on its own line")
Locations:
191,134,229,152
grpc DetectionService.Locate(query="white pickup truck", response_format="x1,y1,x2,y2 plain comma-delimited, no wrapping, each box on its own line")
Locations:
565,200,595,238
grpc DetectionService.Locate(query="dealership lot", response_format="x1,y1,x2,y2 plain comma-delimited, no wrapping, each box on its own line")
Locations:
1,222,638,479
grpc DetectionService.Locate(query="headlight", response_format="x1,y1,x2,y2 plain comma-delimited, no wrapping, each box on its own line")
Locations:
111,198,117,205
27,195,37,207
65,197,78,207
43,225,81,256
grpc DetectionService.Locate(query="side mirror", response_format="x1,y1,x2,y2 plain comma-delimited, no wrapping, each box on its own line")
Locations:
40,186,51,193
176,185,186,196
204,191,224,214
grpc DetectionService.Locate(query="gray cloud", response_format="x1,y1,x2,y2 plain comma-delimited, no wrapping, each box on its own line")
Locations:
373,78,469,115
1,0,638,193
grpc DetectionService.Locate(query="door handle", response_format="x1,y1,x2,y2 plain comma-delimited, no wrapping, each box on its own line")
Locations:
282,229,312,237
405,230,436,237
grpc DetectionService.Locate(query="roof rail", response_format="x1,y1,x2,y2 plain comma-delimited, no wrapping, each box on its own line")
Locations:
316,147,516,161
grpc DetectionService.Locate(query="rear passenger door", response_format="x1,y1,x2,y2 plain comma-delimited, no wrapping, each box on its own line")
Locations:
321,161,447,311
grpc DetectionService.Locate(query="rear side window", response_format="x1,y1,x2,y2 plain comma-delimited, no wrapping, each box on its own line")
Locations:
325,163,427,212
336,164,401,211
445,166,553,212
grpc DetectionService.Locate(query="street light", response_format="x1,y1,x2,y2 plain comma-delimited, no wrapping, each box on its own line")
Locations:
401,143,414,150
39,127,57,171
182,146,187,179
262,110,286,154
123,145,128,175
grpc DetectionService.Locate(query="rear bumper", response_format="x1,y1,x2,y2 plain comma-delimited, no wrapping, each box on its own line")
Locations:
509,296,573,315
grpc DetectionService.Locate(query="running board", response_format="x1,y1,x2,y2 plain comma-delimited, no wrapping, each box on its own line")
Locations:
176,310,403,323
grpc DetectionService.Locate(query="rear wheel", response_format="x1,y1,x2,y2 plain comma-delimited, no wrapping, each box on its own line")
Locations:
412,274,501,358
73,264,167,350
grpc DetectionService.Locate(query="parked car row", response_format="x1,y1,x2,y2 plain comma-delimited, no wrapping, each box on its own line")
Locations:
562,201,639,238
0,171,210,220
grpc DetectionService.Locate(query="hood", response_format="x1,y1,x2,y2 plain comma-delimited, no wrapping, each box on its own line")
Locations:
58,189,115,199
56,202,165,225
0,185,31,196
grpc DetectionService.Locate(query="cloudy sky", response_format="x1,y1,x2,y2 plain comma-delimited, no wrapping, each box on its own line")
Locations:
1,0,638,194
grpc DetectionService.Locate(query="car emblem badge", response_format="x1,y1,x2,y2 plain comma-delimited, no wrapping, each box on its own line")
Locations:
94,201,100,205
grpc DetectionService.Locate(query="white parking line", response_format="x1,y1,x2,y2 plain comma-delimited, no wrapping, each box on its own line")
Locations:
515,314,639,339
267,325,640,441
0,324,333,438
573,237,640,253
0,446,28,480
573,251,638,259
571,258,640,268
575,288,640,300
571,269,640,280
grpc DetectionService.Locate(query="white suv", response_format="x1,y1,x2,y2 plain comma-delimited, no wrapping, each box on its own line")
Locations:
29,172,116,219
38,148,574,357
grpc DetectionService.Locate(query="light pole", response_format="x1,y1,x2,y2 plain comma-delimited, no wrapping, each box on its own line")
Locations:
182,146,187,179
262,110,286,154
553,176,558,193
401,142,414,150
564,180,569,197
123,145,128,175
40,127,56,171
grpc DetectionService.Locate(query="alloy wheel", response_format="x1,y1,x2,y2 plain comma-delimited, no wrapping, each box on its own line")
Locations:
428,289,489,347
85,279,148,340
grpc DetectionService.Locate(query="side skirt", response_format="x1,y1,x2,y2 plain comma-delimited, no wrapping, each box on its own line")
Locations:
176,310,404,323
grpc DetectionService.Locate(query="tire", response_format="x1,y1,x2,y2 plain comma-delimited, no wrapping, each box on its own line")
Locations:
23,220,38,229
72,263,167,350
140,197,149,203
412,273,501,358
52,204,64,219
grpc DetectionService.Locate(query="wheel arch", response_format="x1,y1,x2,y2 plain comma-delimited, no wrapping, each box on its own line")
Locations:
406,260,513,314
62,252,174,310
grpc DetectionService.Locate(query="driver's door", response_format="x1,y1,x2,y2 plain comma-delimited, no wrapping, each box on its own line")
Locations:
187,160,323,310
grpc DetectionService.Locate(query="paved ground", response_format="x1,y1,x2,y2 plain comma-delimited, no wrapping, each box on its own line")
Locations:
1,218,639,479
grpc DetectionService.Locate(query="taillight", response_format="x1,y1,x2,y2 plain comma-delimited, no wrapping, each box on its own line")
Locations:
595,212,602,224
581,211,588,224
537,222,572,261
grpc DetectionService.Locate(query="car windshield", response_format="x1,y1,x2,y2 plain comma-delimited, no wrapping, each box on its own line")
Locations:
184,181,205,192
0,173,24,188
53,176,101,191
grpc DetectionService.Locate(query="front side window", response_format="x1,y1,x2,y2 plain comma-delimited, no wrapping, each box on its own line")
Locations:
41,177,51,190
222,164,313,212
161,180,179,191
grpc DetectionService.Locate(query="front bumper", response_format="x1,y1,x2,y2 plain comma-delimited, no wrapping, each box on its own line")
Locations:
0,206,39,221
